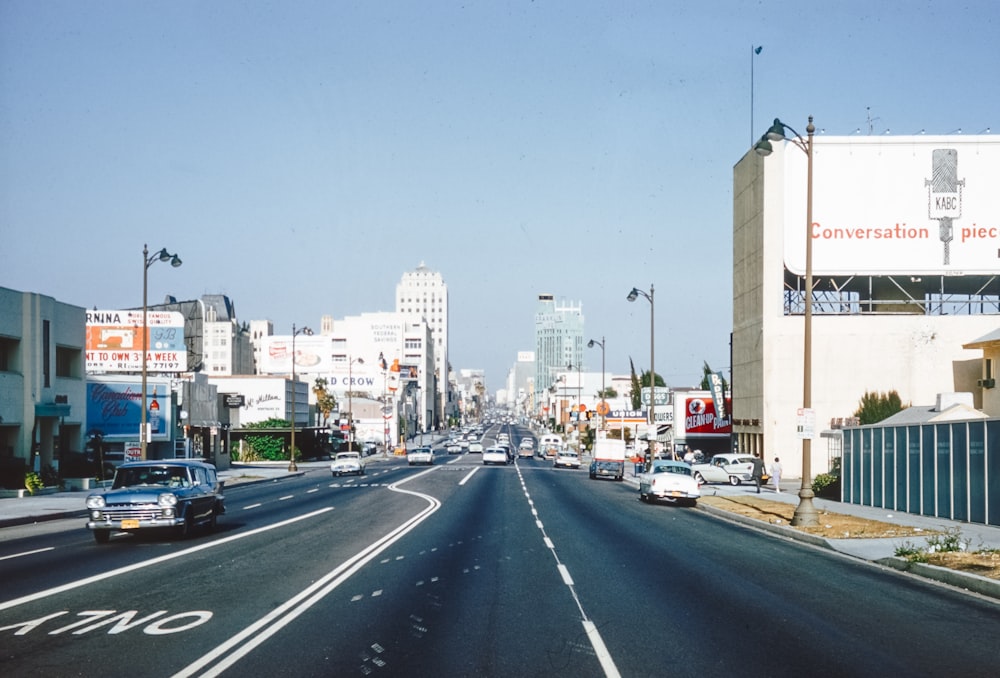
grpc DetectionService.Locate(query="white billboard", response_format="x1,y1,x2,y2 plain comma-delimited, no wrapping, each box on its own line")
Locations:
259,335,382,392
85,309,187,373
780,135,999,276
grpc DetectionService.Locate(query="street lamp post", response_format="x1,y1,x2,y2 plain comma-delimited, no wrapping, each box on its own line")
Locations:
755,115,819,527
140,244,181,460
588,337,606,431
289,324,313,471
627,285,654,470
347,356,364,451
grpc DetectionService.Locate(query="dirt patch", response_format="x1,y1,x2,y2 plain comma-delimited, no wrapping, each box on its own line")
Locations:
699,494,1000,579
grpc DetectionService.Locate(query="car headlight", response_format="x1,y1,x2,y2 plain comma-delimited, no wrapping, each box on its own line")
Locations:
158,493,178,508
86,495,106,509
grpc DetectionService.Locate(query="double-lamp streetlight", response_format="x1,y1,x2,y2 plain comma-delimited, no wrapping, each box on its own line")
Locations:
289,324,313,471
627,285,654,470
754,116,819,527
140,244,181,460
587,336,606,431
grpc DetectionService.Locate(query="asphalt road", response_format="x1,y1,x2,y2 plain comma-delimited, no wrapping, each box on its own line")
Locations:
2,431,1000,677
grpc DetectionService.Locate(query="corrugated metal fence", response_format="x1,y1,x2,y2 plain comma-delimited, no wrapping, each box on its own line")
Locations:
842,419,1000,526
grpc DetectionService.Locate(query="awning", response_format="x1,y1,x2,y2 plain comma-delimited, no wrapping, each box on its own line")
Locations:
35,403,72,418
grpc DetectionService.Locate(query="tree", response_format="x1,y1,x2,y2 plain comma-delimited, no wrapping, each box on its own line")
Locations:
243,417,292,461
597,387,618,399
698,361,728,391
313,377,337,428
854,390,905,425
629,358,642,409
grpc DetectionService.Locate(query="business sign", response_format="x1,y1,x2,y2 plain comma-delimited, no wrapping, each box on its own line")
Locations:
640,387,671,407
708,372,727,420
86,310,187,373
86,380,174,441
683,397,732,436
779,136,999,276
223,394,245,408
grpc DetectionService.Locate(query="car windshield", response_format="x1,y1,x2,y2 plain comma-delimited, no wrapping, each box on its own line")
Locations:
653,464,691,476
114,466,191,489
337,453,359,461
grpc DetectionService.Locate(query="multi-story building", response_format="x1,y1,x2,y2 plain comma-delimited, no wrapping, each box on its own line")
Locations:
147,294,255,376
396,263,451,424
534,294,584,411
0,287,86,485
732,131,999,479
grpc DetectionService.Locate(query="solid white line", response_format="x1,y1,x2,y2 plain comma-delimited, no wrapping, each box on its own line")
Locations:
583,620,622,678
0,508,335,612
174,467,442,678
459,467,479,485
0,547,54,562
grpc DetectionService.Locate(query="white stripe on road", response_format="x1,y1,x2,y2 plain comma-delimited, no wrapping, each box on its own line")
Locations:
0,508,335,612
0,547,54,562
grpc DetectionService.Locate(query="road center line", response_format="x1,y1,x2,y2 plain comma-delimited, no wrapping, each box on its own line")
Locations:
0,547,55,562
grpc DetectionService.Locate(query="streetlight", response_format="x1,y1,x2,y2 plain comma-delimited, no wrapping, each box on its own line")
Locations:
140,244,181,460
588,337,606,431
289,324,313,471
755,115,819,527
627,285,654,470
347,356,365,451
379,352,389,458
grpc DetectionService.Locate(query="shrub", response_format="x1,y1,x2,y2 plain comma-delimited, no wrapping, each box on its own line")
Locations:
24,472,44,495
812,472,841,498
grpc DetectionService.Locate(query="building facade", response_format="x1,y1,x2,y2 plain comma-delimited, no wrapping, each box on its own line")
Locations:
0,287,87,484
732,133,999,479
534,294,584,411
396,263,451,424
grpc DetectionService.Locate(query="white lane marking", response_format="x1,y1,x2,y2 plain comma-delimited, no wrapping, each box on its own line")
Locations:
458,467,479,485
278,495,294,501
307,489,319,494
544,537,555,549
0,547,55,562
584,620,622,678
557,564,574,586
0,509,335,612
174,467,442,678
242,504,262,510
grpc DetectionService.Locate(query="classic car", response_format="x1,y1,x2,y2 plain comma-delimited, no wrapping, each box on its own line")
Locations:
638,460,701,506
691,453,767,486
554,449,582,469
331,451,366,476
407,447,434,465
85,460,224,543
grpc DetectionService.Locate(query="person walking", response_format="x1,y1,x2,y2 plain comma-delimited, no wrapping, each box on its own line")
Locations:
750,452,765,493
770,457,783,493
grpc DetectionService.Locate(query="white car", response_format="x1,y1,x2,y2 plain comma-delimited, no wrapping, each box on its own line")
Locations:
468,441,484,454
554,450,581,469
407,447,434,466
483,446,508,465
446,442,463,454
690,453,762,486
331,451,365,477
639,460,701,506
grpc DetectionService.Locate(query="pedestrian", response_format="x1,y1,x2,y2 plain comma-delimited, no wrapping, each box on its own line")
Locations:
770,457,783,493
750,452,765,493
683,448,695,464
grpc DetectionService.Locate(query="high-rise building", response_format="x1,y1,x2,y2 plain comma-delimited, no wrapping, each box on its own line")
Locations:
396,263,451,425
534,294,584,408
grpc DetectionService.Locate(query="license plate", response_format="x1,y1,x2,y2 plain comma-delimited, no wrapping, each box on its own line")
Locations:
670,491,682,497
121,519,140,529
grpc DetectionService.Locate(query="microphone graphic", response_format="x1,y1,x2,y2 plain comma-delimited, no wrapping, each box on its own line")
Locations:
925,149,963,265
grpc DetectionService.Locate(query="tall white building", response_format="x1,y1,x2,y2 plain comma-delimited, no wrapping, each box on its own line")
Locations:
396,263,450,426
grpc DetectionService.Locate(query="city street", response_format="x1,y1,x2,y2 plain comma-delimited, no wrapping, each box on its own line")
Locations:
2,436,1000,677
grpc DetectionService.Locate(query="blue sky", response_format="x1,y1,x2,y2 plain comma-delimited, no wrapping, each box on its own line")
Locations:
2,1,997,390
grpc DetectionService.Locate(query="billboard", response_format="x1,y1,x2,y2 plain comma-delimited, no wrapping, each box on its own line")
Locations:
682,397,732,436
86,309,187,373
780,136,999,275
86,379,174,441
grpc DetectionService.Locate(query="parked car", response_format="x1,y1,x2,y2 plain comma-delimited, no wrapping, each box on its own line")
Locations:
407,447,434,465
638,460,701,506
85,460,225,544
331,451,366,476
483,446,508,465
554,449,581,469
691,453,766,486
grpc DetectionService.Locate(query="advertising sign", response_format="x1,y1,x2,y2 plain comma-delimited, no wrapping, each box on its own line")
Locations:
683,397,732,436
86,380,174,441
86,310,187,373
640,387,671,407
780,136,999,275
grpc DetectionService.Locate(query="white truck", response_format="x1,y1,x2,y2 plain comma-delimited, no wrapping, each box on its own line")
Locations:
589,438,626,481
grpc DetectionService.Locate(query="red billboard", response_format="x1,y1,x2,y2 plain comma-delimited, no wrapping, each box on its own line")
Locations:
684,397,732,436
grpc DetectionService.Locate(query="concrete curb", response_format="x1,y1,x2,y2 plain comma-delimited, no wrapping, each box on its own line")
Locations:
876,556,1000,599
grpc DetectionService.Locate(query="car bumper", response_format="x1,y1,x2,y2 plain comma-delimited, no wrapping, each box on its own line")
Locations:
87,516,184,530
